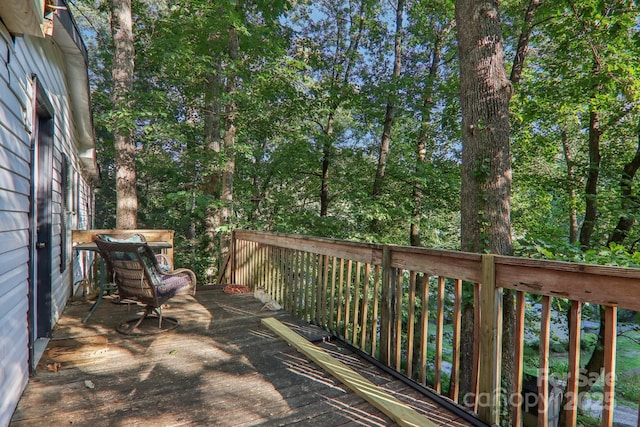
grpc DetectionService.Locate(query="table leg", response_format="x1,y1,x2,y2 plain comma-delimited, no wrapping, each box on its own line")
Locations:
82,257,106,323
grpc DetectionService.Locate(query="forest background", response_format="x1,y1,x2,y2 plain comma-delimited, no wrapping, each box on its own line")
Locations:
75,0,640,278
71,1,640,423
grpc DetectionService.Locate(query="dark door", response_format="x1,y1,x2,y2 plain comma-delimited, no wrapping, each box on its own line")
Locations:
35,109,53,337
29,76,54,371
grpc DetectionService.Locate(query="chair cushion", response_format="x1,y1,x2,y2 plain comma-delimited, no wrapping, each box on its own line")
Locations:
102,233,146,243
155,274,193,298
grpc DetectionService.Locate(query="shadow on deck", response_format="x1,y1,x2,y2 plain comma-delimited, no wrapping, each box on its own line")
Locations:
10,287,486,426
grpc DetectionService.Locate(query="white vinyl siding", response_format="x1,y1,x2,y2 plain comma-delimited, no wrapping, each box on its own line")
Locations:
0,18,96,427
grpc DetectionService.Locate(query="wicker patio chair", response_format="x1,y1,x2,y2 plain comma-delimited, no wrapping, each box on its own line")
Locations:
94,234,196,335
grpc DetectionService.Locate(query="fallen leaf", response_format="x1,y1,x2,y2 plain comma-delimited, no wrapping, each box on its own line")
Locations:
47,362,62,372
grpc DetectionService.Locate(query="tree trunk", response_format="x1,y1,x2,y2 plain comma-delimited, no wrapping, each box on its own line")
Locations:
457,1,513,255
455,0,513,413
320,113,334,217
509,0,542,85
217,25,239,263
203,59,224,280
410,26,447,248
561,128,580,244
372,0,404,198
318,0,366,218
111,0,137,229
410,130,426,247
579,106,602,249
607,133,640,246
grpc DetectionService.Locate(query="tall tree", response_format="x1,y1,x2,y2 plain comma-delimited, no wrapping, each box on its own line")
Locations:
502,2,542,424
406,0,457,247
291,0,370,218
372,0,404,198
455,0,513,416
607,135,640,246
111,0,137,229
216,24,240,264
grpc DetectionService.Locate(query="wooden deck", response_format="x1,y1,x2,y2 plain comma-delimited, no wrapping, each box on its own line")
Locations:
10,287,486,426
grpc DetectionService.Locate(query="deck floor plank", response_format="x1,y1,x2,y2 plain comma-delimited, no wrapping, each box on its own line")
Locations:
10,287,483,427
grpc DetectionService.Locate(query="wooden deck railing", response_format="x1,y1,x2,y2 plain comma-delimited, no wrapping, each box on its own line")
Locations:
224,230,640,427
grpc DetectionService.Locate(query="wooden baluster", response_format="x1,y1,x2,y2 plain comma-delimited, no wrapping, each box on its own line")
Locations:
247,241,253,287
563,300,581,427
601,305,617,427
304,252,311,321
244,240,249,286
538,295,551,427
406,271,416,379
360,264,371,352
282,248,289,311
370,265,381,358
394,269,403,371
254,241,259,288
276,245,280,296
472,283,481,412
512,291,526,427
450,278,462,402
329,257,337,332
337,258,345,338
278,247,284,304
321,255,329,328
311,253,319,324
291,250,300,316
379,246,392,366
298,251,304,319
262,245,274,293
236,239,241,286
435,276,445,393
419,274,430,386
229,231,236,284
244,240,249,287
238,239,244,286
344,260,353,339
352,262,362,346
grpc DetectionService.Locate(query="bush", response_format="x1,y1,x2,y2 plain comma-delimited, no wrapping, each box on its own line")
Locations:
550,340,568,353
576,413,600,427
618,309,638,323
617,372,640,404
580,332,597,351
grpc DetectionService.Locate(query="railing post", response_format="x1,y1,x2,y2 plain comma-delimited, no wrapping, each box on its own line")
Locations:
379,245,392,366
478,254,503,425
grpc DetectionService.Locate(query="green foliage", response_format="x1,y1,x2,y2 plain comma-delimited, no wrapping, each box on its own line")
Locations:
516,239,640,268
617,370,640,404
76,0,640,285
581,332,598,352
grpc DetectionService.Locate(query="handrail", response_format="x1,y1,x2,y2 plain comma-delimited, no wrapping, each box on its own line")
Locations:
226,229,639,427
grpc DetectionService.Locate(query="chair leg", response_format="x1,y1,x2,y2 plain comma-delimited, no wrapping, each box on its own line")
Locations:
117,306,153,334
116,305,179,335
154,306,163,329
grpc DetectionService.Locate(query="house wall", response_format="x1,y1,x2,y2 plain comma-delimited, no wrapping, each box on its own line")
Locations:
0,20,95,426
